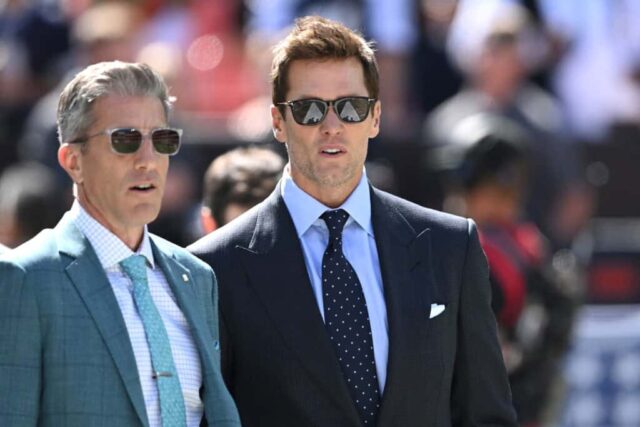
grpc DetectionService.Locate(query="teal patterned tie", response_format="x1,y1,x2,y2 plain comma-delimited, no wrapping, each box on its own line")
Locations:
120,255,186,427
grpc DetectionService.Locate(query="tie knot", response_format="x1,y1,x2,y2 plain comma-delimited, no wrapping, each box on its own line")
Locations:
119,254,147,283
321,209,349,239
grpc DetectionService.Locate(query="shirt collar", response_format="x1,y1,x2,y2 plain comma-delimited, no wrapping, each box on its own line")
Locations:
69,200,155,270
281,165,373,237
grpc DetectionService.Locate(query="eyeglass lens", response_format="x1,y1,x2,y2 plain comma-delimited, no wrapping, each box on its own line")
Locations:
110,128,181,155
289,97,372,125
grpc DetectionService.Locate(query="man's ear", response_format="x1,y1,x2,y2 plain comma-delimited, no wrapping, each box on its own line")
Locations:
200,206,218,234
369,100,381,139
271,105,287,143
58,143,84,184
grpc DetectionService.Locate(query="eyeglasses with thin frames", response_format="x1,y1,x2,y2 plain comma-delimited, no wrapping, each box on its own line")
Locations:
67,127,183,156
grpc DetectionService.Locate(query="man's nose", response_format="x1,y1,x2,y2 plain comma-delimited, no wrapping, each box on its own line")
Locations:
320,105,343,135
134,136,159,167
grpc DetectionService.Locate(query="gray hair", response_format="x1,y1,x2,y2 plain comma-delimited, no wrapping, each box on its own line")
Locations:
57,61,174,144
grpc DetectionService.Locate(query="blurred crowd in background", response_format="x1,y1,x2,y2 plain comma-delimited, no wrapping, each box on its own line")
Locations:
2,0,640,426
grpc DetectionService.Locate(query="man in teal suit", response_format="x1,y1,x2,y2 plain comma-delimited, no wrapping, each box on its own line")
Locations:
0,61,240,427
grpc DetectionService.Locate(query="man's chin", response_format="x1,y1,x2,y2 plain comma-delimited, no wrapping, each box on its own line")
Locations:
317,169,359,188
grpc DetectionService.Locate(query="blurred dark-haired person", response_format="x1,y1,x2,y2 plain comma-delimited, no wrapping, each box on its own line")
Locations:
189,15,516,427
0,161,67,248
200,146,284,233
0,61,240,427
440,113,581,427
426,1,592,249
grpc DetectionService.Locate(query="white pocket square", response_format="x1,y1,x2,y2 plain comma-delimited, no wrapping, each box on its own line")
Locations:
429,303,446,319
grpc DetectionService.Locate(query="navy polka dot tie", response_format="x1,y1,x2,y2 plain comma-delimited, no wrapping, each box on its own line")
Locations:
321,209,380,425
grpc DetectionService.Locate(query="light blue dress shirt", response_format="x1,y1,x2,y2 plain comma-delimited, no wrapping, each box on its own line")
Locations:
281,169,389,393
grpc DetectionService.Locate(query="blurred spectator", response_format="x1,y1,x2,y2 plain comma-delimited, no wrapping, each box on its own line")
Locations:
0,161,68,248
538,0,640,141
425,0,592,249
0,0,71,172
409,0,463,117
440,113,582,427
244,0,418,137
199,146,284,234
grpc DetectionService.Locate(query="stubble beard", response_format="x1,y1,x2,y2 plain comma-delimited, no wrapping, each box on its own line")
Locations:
305,161,358,189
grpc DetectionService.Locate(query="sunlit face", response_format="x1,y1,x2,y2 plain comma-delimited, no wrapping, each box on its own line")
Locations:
272,58,381,205
60,95,169,246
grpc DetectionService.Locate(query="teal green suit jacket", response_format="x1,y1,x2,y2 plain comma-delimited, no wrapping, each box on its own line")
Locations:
0,213,240,426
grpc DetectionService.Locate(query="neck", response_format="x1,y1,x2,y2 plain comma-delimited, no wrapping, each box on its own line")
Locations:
77,196,144,251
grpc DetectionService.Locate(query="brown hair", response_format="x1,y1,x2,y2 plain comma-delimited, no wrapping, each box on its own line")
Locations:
202,147,284,227
271,15,379,116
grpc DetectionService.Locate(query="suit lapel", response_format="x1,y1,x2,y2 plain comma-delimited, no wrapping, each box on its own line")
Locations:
55,215,149,427
151,241,220,409
370,188,443,424
152,241,213,373
236,190,361,423
151,241,204,349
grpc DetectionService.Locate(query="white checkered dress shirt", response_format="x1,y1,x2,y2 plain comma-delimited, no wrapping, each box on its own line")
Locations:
70,202,203,427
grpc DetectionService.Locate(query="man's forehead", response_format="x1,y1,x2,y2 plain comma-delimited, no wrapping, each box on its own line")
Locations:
285,58,368,98
91,93,159,105
90,94,166,118
82,98,166,138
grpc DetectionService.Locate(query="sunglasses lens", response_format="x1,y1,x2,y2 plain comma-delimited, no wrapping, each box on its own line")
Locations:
335,98,371,123
110,129,142,154
152,128,181,155
290,99,328,125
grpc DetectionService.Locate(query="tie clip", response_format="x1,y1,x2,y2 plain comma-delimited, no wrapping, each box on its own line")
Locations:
152,371,173,379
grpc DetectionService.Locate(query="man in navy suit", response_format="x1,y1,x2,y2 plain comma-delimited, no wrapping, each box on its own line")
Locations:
0,61,240,427
189,16,517,427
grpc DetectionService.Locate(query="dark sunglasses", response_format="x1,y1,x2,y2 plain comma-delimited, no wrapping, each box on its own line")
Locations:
277,96,376,126
68,127,183,156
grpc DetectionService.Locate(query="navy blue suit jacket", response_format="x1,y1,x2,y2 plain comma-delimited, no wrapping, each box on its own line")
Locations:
189,184,517,427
